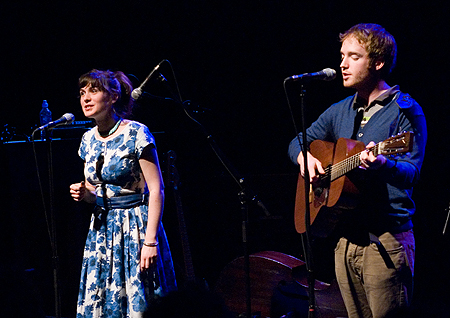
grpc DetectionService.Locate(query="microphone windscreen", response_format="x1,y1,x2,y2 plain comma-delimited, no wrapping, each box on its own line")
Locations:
131,88,142,100
323,68,336,81
63,113,75,124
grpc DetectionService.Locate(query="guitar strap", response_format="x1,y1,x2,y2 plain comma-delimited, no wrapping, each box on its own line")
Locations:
369,232,396,269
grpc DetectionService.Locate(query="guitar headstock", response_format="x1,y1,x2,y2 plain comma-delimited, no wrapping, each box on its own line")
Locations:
379,131,414,156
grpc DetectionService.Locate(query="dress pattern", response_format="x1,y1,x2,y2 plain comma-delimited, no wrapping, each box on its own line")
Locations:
77,121,177,318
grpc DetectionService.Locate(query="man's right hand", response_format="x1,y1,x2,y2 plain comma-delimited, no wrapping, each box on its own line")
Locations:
297,151,325,182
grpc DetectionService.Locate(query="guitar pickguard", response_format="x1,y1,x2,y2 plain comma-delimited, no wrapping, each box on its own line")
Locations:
313,173,331,208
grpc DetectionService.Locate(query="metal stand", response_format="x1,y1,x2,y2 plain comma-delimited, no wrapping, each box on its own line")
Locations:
290,84,316,318
299,85,316,318
156,73,269,318
443,201,450,235
34,129,61,318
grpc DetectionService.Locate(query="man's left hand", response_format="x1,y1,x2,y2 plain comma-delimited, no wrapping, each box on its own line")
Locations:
360,141,387,170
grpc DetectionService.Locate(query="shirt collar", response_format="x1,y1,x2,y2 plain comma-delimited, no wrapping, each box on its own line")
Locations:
353,85,400,110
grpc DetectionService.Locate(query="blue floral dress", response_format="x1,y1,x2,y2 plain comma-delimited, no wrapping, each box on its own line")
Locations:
77,121,177,318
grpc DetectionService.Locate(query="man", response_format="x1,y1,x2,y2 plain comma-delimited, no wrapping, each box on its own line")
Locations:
288,24,427,318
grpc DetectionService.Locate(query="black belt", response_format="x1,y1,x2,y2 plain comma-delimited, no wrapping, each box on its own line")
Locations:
96,193,149,209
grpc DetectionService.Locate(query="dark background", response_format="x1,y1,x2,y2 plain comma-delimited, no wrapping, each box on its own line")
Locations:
1,1,450,317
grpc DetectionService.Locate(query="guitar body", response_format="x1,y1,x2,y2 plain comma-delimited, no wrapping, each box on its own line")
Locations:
295,138,366,236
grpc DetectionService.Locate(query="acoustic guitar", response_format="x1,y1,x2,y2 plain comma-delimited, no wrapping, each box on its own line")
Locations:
294,132,413,236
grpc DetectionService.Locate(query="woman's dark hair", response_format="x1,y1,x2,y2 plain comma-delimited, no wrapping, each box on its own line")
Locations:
78,69,134,118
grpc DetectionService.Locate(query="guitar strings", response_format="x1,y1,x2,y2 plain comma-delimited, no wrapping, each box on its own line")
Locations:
321,144,380,182
317,132,410,182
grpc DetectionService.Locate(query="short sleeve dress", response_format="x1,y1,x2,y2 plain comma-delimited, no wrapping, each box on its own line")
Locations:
76,120,177,318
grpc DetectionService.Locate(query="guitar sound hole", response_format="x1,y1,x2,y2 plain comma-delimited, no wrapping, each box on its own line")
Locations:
314,187,323,197
316,174,330,188
313,186,328,206
313,175,330,205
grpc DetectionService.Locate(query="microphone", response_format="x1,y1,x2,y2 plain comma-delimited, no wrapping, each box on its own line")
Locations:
131,60,166,100
38,113,75,130
285,68,336,82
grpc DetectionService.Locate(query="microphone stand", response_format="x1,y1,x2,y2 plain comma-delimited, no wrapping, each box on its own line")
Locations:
45,130,62,318
157,75,268,318
296,85,316,318
36,129,62,318
443,200,450,235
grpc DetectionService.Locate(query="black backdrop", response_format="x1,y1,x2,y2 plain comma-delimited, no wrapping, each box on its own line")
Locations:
1,1,450,317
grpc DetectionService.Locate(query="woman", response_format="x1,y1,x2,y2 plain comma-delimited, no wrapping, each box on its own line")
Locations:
69,69,177,317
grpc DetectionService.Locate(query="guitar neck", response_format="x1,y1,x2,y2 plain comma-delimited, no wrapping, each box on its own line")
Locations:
174,191,196,282
329,143,380,181
167,150,196,283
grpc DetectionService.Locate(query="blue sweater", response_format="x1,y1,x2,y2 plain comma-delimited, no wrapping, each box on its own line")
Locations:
288,91,427,234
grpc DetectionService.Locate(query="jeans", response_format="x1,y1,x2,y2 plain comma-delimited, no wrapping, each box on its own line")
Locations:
334,230,414,318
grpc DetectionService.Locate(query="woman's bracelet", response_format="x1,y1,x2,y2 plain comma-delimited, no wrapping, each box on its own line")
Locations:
143,241,159,247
